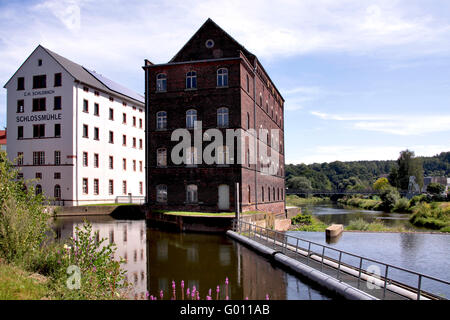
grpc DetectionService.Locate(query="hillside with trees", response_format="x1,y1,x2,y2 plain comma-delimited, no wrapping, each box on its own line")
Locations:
286,151,450,191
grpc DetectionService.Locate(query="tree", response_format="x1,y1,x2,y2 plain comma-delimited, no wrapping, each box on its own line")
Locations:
396,150,424,190
287,176,312,190
426,183,445,195
373,177,391,191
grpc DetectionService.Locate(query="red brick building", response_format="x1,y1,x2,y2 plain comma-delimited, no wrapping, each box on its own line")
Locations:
143,19,285,214
0,130,6,152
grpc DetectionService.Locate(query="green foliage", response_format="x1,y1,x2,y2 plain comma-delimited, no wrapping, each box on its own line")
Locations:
338,196,382,210
291,214,313,225
409,194,430,207
393,197,410,213
345,218,406,232
426,183,445,195
373,177,391,191
286,195,330,206
0,151,52,263
409,202,450,231
393,149,424,190
290,213,328,231
287,176,312,190
380,188,401,212
346,218,369,231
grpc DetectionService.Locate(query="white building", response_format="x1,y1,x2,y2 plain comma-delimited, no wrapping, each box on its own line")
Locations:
4,45,145,206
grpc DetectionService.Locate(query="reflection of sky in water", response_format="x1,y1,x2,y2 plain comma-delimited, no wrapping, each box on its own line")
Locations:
219,246,231,266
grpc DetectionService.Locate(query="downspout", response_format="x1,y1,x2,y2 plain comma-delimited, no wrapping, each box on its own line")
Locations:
253,62,258,210
144,64,150,206
75,81,79,206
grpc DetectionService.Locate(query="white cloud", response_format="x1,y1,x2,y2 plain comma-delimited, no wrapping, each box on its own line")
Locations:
310,111,450,136
288,144,450,164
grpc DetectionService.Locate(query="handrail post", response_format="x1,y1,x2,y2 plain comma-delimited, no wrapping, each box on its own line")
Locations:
307,242,311,265
417,275,422,300
383,266,389,299
337,252,342,279
296,239,299,254
357,257,363,289
321,247,325,271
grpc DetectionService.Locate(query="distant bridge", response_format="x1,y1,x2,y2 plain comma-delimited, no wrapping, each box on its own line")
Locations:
286,189,415,197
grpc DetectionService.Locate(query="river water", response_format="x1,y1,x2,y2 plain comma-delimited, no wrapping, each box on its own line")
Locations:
52,215,332,300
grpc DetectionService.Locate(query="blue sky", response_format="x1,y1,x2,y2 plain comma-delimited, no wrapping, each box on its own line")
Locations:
1,0,449,164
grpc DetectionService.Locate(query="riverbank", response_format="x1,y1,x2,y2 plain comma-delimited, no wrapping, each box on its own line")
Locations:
286,195,330,207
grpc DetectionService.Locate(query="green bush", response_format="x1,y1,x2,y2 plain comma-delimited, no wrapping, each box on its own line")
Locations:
393,197,410,213
380,188,401,212
409,194,429,207
291,214,313,225
346,218,370,231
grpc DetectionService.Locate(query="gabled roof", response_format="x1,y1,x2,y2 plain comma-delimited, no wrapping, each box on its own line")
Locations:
169,18,255,63
4,45,144,104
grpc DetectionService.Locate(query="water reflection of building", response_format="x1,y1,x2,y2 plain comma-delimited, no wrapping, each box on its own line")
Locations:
146,228,244,300
54,217,147,299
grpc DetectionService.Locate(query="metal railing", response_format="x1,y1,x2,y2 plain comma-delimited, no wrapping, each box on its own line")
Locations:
115,195,146,205
233,219,450,300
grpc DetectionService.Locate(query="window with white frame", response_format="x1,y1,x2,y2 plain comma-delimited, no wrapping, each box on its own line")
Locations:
185,146,197,166
217,68,228,87
186,109,197,129
156,111,167,130
186,71,197,89
157,148,167,167
156,184,167,203
156,73,167,92
186,184,198,203
217,107,229,128
217,145,230,165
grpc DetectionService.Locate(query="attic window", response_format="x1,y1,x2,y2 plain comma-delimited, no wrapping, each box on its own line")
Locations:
205,39,214,49
38,59,42,66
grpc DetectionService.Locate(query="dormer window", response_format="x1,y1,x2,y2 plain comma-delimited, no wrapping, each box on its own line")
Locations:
156,73,167,92
186,71,197,89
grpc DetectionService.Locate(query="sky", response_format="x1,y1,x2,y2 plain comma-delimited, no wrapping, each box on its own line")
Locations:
0,0,449,164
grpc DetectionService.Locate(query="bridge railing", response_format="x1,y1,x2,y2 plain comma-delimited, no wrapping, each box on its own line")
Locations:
233,219,449,300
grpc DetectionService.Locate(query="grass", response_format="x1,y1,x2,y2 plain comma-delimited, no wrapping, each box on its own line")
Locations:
286,195,330,207
409,202,450,232
337,197,382,211
0,261,51,300
290,213,328,232
345,218,407,232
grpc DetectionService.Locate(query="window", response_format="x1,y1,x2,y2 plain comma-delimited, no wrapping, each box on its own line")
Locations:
32,98,46,111
54,96,61,110
122,158,126,170
246,74,249,92
94,91,99,96
186,109,197,129
139,139,143,149
83,99,88,113
17,77,25,90
156,185,167,203
54,185,61,199
157,148,167,167
54,172,61,179
139,118,143,128
33,75,46,89
139,160,143,172
139,182,143,195
33,152,45,165
109,156,114,169
246,113,250,129
122,135,126,146
133,160,136,171
248,185,251,204
122,113,127,124
109,108,114,120
94,127,99,140
17,100,24,113
17,152,23,165
217,68,228,87
38,59,42,66
54,73,62,87
133,137,136,148
156,111,167,130
83,86,89,92
186,71,197,89
94,179,99,195
109,131,114,143
262,186,265,202
54,124,61,137
109,180,114,195
83,178,88,194
35,172,42,179
35,184,42,195
186,184,198,203
55,151,61,165
217,107,229,128
94,153,99,168
83,152,88,167
122,181,127,195
133,116,136,127
83,124,88,138
33,124,45,138
17,126,23,140
94,103,99,116
156,73,167,92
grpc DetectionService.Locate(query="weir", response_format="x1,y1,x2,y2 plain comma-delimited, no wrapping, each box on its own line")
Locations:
227,219,450,300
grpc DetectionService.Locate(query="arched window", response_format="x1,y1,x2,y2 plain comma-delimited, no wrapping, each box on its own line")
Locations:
186,184,198,203
186,71,197,89
268,186,271,202
156,111,167,130
261,186,265,202
273,187,275,202
259,93,262,106
156,73,167,92
265,100,269,113
217,68,228,87
156,185,167,203
217,107,229,128
54,185,61,199
186,109,197,129
157,148,167,167
248,185,251,204
35,184,42,195
246,112,250,129
217,145,230,165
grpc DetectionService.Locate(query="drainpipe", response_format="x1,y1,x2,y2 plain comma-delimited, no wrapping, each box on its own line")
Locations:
253,62,258,210
75,81,79,206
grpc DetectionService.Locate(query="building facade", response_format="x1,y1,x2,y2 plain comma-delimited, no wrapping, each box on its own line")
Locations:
4,45,145,206
144,19,285,214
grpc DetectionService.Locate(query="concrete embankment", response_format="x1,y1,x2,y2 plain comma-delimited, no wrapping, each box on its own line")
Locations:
227,230,378,300
54,205,145,218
